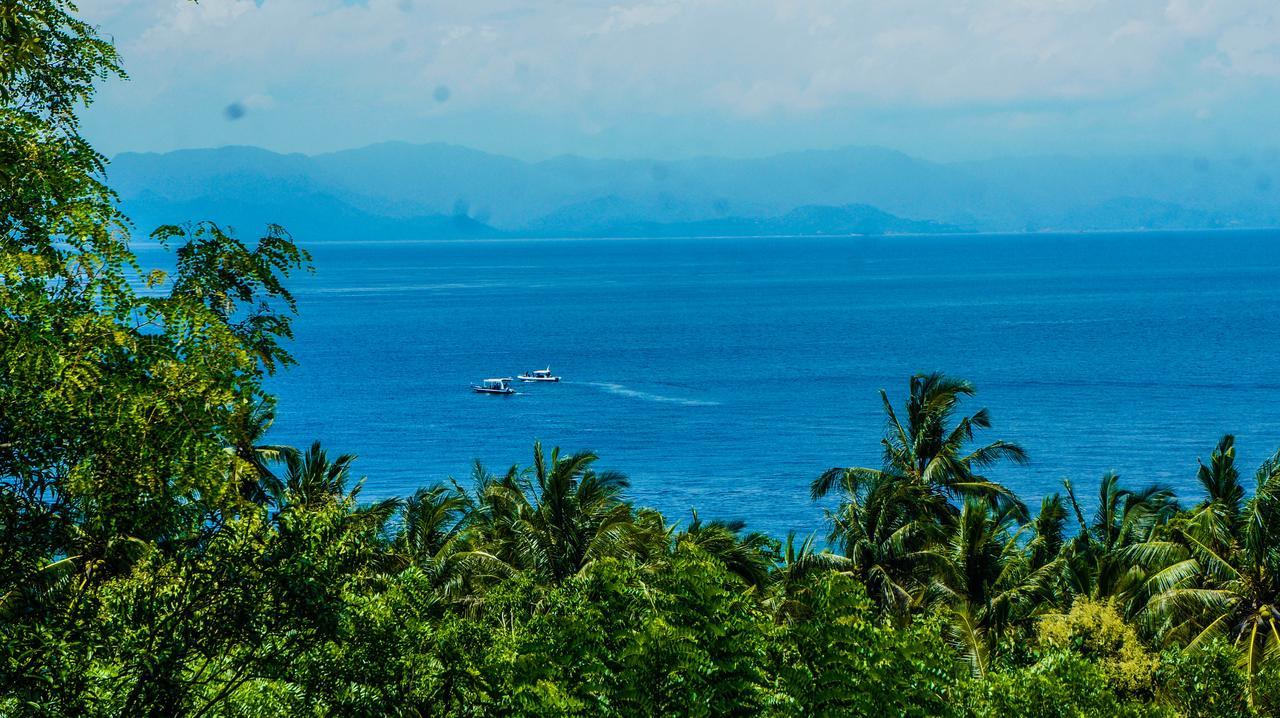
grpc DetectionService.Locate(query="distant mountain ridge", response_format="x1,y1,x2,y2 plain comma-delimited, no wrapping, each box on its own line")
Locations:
109,142,1280,240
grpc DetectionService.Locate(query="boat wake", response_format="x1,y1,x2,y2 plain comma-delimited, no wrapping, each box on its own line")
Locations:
586,382,720,407
311,282,510,294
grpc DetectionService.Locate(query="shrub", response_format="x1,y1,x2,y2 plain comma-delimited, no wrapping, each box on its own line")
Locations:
964,652,1170,718
1038,598,1157,696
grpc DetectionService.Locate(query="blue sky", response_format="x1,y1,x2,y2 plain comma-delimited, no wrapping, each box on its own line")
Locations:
80,0,1280,161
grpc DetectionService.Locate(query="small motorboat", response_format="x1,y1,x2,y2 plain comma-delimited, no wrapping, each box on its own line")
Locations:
472,378,515,395
517,367,561,383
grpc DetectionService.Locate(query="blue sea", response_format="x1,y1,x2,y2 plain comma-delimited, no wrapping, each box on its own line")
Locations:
157,231,1280,537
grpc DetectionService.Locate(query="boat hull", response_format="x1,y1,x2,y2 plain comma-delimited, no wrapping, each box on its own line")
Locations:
472,387,515,395
517,376,560,382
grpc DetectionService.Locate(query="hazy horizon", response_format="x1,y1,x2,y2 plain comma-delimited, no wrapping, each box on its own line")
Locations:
80,1,1280,163
109,138,1280,167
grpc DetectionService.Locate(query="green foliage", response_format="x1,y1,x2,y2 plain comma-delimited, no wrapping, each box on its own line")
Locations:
1,1,1277,715
964,652,1171,718
1254,663,1280,718
1157,639,1253,718
153,221,311,374
618,547,778,716
1,0,123,128
774,572,959,717
1038,599,1157,696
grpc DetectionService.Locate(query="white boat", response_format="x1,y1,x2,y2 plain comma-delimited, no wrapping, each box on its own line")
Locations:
472,378,515,395
517,367,561,383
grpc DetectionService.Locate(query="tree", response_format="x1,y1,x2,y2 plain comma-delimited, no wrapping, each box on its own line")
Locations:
964,652,1167,718
1038,598,1158,697
922,499,1062,677
812,373,1030,619
765,531,851,622
813,469,941,617
462,443,636,584
1186,434,1246,556
395,483,468,565
1140,445,1280,704
278,441,360,509
2,5,313,710
774,571,960,717
224,394,297,506
1157,638,1252,718
1061,472,1177,610
2,0,132,595
813,372,1029,520
675,509,777,590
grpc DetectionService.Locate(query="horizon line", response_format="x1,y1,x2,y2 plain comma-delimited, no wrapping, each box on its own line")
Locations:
105,140,1276,167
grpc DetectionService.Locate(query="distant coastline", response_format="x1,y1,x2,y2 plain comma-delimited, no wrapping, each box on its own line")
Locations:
129,225,1280,248
110,142,1280,242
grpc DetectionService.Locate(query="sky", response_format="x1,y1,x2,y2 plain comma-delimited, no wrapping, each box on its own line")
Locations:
79,0,1280,161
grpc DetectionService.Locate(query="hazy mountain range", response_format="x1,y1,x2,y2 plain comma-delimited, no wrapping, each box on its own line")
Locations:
108,143,1280,240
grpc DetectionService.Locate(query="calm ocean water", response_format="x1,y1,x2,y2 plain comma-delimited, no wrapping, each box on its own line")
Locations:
145,231,1280,537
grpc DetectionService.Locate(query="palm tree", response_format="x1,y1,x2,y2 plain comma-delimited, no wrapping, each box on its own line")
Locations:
463,443,636,583
275,442,400,537
1061,472,1177,608
395,483,468,563
223,395,297,505
814,469,944,618
452,460,526,566
813,372,1029,522
676,510,777,589
620,507,676,569
278,441,359,509
1186,434,1247,554
811,374,1029,619
766,532,851,621
385,482,507,602
1139,443,1280,703
1026,493,1068,573
921,499,1063,677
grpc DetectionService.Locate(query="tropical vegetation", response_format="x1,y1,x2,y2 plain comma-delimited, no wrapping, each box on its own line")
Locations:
5,2,1280,716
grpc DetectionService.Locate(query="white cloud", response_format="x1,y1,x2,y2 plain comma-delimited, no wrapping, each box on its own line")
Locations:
592,1,682,35
1216,20,1280,77
76,0,1280,157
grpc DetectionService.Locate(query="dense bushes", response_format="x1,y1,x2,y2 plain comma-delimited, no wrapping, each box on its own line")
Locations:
12,502,1274,716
